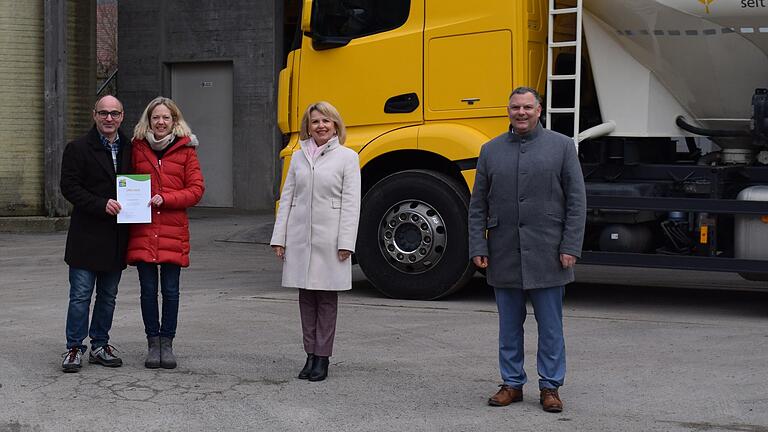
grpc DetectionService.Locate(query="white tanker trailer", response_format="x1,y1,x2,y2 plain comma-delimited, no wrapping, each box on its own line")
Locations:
561,0,768,280
583,0,767,149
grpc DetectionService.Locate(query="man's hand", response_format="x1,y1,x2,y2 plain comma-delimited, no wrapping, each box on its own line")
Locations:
560,253,576,269
338,249,352,261
472,256,488,269
105,199,121,216
272,245,285,261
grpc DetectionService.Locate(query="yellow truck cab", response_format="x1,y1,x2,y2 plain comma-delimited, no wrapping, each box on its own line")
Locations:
278,0,768,299
278,0,546,299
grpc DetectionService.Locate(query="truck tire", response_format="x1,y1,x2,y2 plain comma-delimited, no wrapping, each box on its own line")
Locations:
357,169,475,300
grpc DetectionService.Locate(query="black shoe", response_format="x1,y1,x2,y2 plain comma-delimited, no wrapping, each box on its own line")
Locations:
308,356,329,382
298,354,315,380
88,345,123,367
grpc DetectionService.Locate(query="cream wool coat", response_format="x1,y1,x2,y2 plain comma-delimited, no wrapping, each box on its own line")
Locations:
270,137,361,291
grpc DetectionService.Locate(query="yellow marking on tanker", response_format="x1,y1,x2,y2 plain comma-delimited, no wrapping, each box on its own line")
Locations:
698,0,717,14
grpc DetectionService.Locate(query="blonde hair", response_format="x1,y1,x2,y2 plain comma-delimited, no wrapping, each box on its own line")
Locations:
298,101,346,145
132,96,192,141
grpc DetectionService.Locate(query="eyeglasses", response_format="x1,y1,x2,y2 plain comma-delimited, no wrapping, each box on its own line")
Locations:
95,110,123,119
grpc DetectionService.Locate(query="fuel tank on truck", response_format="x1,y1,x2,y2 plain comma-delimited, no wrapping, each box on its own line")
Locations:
581,0,768,146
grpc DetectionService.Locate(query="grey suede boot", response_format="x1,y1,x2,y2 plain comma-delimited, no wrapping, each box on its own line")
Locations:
159,337,177,369
145,336,161,369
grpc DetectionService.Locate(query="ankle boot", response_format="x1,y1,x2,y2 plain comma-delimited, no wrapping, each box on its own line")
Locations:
145,336,161,369
308,356,329,382
298,354,315,380
159,337,177,369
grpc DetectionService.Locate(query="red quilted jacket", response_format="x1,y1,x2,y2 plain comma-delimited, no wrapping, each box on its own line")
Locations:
126,135,205,267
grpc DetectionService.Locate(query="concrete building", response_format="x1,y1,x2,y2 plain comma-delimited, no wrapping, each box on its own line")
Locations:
0,1,95,217
118,0,291,211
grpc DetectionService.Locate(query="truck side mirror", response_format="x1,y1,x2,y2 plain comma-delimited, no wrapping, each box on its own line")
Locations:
301,0,312,35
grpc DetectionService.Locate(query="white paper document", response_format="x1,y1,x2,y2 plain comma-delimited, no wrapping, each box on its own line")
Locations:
116,174,151,224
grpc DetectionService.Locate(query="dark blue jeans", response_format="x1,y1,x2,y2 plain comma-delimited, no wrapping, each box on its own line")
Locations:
137,262,181,339
65,267,122,352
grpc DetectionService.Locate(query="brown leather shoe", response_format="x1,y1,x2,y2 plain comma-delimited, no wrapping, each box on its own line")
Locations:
539,388,563,413
488,384,523,406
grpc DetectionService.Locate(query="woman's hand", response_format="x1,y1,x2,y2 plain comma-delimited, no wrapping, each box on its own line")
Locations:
149,194,164,207
273,245,285,261
338,249,352,261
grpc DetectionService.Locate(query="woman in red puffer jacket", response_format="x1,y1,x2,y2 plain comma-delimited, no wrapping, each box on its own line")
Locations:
127,96,205,370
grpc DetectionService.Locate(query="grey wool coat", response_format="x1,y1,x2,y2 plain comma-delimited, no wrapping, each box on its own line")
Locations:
468,123,586,289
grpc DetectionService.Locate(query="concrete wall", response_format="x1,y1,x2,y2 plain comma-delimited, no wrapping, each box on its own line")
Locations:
118,0,282,211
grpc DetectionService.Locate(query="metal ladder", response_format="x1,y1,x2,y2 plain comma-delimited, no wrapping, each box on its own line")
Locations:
545,0,584,147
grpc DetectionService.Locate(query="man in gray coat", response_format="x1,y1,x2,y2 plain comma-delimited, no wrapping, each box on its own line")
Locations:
468,87,586,413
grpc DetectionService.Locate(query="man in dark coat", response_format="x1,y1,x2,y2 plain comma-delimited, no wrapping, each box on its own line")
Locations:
60,95,132,372
468,87,586,412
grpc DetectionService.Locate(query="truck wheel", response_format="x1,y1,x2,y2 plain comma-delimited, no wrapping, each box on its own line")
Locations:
357,169,474,299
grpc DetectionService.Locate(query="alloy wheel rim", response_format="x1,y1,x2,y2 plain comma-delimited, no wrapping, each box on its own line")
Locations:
377,200,447,274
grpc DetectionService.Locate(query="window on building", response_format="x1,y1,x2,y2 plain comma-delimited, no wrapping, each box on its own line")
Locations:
312,0,410,40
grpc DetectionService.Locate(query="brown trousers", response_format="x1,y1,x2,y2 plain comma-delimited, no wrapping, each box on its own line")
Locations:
298,289,338,357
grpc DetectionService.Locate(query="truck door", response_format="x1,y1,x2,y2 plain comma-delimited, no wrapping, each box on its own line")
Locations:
424,0,546,121
297,0,423,133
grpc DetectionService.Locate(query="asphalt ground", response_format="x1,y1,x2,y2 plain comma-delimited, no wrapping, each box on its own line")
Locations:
1,208,767,432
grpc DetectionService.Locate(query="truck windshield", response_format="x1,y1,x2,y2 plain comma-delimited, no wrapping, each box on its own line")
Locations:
312,0,410,40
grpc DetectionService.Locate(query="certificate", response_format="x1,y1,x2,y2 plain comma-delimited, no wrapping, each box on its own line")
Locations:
116,174,152,224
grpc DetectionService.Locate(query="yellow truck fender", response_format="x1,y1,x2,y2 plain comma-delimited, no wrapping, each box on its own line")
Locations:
417,122,494,190
358,126,419,168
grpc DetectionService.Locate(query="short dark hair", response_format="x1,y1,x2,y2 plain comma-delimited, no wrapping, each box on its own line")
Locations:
509,87,542,106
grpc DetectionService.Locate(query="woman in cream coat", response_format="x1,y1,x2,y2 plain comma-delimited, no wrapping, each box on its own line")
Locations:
270,101,361,382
